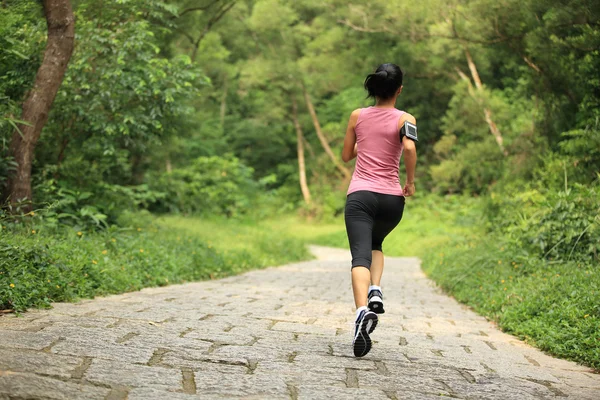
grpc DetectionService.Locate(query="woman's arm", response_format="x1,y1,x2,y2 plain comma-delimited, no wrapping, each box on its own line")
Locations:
400,114,417,196
341,109,361,162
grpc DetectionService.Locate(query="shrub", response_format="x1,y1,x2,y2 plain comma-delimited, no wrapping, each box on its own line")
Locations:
485,184,600,262
148,155,260,216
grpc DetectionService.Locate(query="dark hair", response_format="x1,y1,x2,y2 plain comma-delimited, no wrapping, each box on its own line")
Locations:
364,63,403,99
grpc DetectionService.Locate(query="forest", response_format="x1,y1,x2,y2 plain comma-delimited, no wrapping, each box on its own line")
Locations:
1,0,599,368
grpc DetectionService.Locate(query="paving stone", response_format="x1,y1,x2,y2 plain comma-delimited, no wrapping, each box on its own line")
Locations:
0,329,58,350
355,368,455,396
128,387,201,400
296,386,390,400
30,314,120,329
0,371,109,399
159,347,249,369
184,329,256,345
51,341,154,364
209,343,289,362
255,361,348,387
84,359,182,389
292,353,377,371
271,321,337,336
194,370,288,397
0,245,598,399
0,348,82,379
394,392,459,400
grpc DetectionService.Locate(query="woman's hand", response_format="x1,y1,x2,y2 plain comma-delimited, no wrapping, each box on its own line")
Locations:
403,182,415,197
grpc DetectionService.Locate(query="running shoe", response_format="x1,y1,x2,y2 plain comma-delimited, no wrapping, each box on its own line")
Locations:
353,309,378,357
368,289,385,314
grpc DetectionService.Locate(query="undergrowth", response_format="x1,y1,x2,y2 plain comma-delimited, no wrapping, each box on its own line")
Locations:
0,212,310,312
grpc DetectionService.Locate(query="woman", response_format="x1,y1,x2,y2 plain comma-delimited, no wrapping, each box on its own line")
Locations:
341,63,417,357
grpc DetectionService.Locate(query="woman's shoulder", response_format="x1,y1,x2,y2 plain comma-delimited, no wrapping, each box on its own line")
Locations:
403,112,416,123
350,108,363,118
397,110,416,123
349,108,363,126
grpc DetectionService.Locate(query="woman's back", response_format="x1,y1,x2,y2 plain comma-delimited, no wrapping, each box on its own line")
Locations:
348,106,405,196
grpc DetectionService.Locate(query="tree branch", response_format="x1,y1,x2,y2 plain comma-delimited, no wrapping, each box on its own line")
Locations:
178,30,195,45
337,18,392,33
191,0,236,61
178,0,221,18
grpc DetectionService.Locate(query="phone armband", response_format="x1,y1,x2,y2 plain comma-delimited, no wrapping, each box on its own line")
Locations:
400,121,418,142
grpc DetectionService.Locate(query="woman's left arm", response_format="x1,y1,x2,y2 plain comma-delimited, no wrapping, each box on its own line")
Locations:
342,109,361,162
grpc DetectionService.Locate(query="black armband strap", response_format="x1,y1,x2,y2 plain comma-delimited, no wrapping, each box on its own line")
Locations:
399,121,418,142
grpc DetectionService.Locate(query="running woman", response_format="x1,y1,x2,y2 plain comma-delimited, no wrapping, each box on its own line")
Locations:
341,63,417,357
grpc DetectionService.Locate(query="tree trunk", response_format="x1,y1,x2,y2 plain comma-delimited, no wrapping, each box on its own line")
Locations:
460,49,508,156
291,97,311,205
464,48,483,89
53,137,69,180
301,84,351,180
220,75,228,130
3,0,75,207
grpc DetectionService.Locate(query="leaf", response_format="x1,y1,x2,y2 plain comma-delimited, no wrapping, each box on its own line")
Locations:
8,49,30,60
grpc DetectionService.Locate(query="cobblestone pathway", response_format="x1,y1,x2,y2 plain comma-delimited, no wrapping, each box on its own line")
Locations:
1,246,598,399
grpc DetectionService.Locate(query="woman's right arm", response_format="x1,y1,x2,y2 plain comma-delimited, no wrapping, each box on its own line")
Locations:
341,109,361,163
400,114,417,196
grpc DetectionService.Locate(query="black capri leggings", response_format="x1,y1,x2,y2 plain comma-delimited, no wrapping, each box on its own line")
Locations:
345,190,405,269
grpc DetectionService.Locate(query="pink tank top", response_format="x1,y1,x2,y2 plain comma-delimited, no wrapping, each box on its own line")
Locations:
347,107,405,196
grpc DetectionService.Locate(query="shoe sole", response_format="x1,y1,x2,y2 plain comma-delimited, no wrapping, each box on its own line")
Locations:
368,296,385,314
353,312,378,357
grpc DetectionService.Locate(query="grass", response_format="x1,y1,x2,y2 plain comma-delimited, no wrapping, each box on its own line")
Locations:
422,238,600,370
0,212,310,312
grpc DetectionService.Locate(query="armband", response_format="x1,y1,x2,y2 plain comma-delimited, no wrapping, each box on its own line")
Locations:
400,121,418,142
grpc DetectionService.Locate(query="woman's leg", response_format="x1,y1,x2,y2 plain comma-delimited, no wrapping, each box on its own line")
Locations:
345,191,377,308
345,191,381,357
352,267,371,308
370,250,385,286
369,194,405,293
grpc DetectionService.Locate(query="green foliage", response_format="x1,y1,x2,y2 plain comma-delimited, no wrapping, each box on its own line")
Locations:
31,0,204,213
0,151,16,192
5,0,209,227
430,138,505,194
0,213,310,312
148,155,260,217
0,1,45,190
423,236,600,369
0,0,45,130
485,184,600,263
32,177,167,227
558,124,600,185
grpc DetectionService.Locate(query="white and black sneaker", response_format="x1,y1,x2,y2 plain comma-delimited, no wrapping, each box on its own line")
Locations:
353,309,378,357
368,288,385,314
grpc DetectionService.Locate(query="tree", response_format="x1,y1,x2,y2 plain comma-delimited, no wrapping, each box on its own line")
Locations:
3,0,74,208
302,84,351,181
291,96,311,204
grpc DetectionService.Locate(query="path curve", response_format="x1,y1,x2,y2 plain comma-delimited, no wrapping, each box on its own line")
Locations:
0,246,598,399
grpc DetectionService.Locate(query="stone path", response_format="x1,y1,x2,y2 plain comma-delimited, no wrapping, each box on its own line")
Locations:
1,246,598,400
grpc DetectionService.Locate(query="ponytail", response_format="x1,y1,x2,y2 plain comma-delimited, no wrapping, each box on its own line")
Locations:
364,64,403,99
